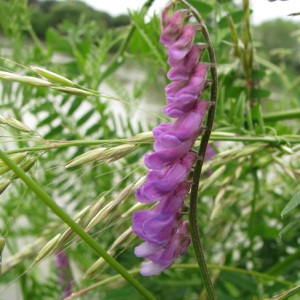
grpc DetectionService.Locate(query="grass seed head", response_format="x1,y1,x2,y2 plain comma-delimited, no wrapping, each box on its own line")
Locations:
9,157,37,180
1,74,51,87
103,144,138,163
30,66,74,87
51,86,93,96
6,118,32,132
0,115,7,124
127,132,154,142
65,148,106,168
0,180,11,194
30,234,62,268
0,152,27,175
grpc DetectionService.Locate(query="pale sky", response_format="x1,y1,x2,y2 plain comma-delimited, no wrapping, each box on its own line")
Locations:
83,0,300,24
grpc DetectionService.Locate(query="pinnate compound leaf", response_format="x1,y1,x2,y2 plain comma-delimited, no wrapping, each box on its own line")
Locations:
281,191,300,217
67,98,82,116
77,109,94,127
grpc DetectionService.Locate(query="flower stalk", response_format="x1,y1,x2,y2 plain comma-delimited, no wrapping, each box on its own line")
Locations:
178,0,218,299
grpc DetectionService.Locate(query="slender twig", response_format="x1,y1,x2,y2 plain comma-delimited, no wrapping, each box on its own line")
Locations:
178,1,218,299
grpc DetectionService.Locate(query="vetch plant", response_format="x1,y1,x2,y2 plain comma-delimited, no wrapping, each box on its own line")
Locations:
132,2,217,293
1,0,300,299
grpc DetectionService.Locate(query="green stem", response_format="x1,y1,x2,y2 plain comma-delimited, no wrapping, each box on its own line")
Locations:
245,101,254,131
267,284,300,300
6,133,300,155
266,247,300,276
253,103,266,135
175,264,292,286
263,109,300,122
249,169,259,269
6,139,127,154
0,150,156,300
179,1,218,299
26,24,44,51
209,135,300,144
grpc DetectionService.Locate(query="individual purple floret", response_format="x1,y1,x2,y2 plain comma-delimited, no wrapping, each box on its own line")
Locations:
136,152,196,203
132,2,211,276
168,24,199,60
136,222,191,276
160,10,190,47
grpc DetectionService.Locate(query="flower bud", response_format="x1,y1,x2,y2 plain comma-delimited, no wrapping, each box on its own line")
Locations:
161,2,174,28
160,10,190,47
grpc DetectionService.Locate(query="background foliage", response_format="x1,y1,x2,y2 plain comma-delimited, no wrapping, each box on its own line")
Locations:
0,0,300,299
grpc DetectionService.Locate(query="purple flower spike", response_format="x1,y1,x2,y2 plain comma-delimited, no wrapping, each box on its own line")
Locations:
133,3,211,276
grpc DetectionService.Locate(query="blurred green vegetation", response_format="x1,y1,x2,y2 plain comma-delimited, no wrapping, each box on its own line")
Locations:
255,18,300,71
0,0,300,299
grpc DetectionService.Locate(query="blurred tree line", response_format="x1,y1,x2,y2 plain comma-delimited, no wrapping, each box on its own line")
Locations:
29,0,300,71
29,0,130,38
1,0,299,68
255,18,300,71
1,0,130,39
